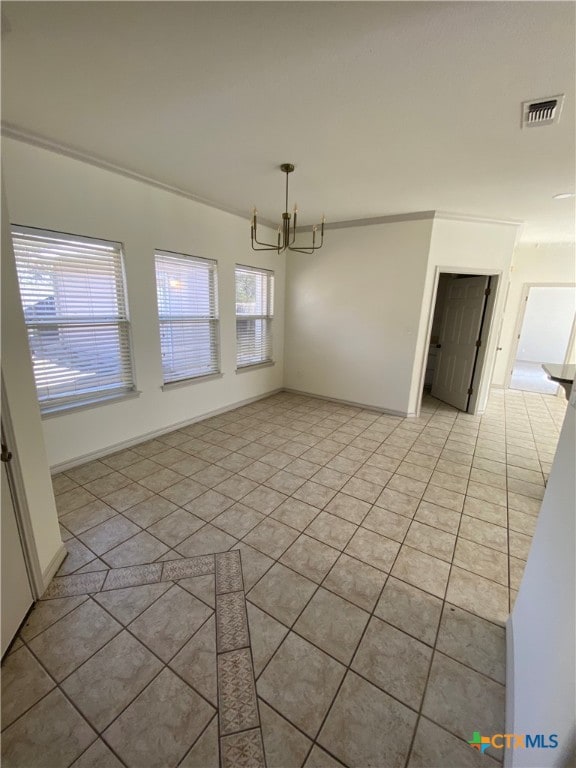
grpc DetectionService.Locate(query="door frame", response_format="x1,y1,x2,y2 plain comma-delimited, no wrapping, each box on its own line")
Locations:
1,375,44,599
504,282,576,390
416,265,503,415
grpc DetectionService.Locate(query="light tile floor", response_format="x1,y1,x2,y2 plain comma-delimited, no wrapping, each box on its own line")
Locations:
510,360,561,395
1,388,567,767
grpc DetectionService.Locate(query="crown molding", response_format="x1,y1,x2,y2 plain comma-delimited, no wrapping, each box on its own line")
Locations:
1,122,276,229
433,210,522,228
315,211,436,231
2,124,523,232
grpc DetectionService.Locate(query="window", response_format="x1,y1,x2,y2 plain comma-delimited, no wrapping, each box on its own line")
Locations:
155,250,220,384
12,226,134,413
235,265,274,368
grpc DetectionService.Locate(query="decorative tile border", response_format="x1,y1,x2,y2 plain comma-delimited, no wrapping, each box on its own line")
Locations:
218,648,260,736
41,556,214,599
162,555,215,581
221,728,266,768
40,549,267,766
40,571,106,598
216,591,249,654
216,550,244,594
214,552,264,764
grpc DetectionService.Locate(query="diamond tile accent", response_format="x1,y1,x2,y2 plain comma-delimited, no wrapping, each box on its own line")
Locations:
42,571,106,599
221,728,266,768
216,550,244,593
163,555,215,581
217,591,249,653
218,648,260,736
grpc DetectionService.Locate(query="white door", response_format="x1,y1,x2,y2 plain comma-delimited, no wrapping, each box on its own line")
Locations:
1,447,34,657
431,275,490,411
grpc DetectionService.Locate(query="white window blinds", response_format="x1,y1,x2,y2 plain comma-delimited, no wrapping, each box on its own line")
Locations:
235,265,274,368
155,250,220,384
12,226,134,413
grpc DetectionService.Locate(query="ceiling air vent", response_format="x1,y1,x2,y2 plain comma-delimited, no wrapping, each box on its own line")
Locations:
522,95,564,128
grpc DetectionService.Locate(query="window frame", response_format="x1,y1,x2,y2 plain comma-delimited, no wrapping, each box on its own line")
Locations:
235,264,275,370
154,249,221,386
11,225,136,415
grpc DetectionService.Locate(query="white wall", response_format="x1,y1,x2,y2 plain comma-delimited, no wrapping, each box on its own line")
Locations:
517,287,576,363
493,242,576,386
283,217,434,414
507,391,576,768
408,216,519,414
2,139,285,468
1,180,64,581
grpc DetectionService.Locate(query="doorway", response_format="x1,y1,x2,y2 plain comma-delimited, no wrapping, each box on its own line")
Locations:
422,272,499,413
508,285,576,395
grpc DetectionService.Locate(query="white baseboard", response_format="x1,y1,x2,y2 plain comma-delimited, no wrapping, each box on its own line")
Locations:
51,388,284,473
504,614,515,768
282,387,409,418
41,544,68,594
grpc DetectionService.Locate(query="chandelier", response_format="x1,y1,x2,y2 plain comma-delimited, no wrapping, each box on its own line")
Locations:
251,164,325,254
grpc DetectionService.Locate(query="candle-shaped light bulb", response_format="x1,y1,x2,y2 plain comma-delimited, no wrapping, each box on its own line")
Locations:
321,214,326,224
293,202,298,214
252,207,258,218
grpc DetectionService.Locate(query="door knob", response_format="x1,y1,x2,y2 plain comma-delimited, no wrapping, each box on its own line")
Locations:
1,443,13,463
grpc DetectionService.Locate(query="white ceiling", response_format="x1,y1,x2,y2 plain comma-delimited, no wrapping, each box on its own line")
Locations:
2,2,575,242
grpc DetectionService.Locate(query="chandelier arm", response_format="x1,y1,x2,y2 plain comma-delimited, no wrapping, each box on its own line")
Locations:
288,228,324,254
252,227,278,248
251,241,283,252
290,212,297,245
252,228,281,250
288,247,316,254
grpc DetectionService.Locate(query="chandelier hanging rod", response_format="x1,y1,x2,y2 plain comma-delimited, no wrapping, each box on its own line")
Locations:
251,163,325,255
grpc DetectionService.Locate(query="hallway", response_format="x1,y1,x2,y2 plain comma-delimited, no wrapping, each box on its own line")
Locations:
1,388,566,768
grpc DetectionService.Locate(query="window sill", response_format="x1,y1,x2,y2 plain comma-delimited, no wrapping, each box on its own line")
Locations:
41,390,141,419
162,372,223,391
236,361,275,374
